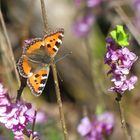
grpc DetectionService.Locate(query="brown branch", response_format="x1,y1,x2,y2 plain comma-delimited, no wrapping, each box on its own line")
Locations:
0,10,20,86
21,0,35,41
51,60,69,140
39,0,69,140
40,0,48,31
30,110,37,140
116,93,132,140
16,76,27,102
32,110,37,134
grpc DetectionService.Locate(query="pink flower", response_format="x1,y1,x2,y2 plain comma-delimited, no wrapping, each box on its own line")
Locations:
77,112,114,140
73,14,95,37
87,0,101,8
0,83,35,138
104,38,138,94
77,117,92,136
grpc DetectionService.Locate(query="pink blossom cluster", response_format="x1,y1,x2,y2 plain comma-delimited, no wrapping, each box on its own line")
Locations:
77,112,114,140
0,83,38,140
104,38,138,94
73,0,102,37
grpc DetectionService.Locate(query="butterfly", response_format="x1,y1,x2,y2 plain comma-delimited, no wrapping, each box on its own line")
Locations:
17,28,64,96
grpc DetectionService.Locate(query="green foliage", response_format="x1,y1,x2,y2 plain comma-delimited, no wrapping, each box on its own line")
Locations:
35,119,63,140
90,24,106,59
110,25,129,47
96,105,103,115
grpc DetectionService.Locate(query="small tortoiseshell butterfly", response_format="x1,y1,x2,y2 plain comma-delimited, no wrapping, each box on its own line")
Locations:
17,28,64,96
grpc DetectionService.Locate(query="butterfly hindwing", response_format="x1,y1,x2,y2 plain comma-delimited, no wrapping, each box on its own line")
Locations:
27,67,50,96
17,55,33,78
44,28,64,57
17,55,45,78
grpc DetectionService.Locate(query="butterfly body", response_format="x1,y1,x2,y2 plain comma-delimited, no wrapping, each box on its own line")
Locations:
17,28,64,96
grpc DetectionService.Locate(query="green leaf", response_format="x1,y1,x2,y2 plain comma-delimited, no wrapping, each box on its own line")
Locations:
110,25,129,47
96,105,103,115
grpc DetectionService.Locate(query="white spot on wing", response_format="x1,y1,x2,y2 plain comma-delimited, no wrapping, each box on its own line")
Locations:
54,46,58,51
38,90,42,93
39,84,45,87
60,33,64,37
41,76,48,79
28,72,33,77
57,39,62,44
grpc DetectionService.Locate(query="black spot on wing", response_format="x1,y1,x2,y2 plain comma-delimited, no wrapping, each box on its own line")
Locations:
35,74,39,78
38,87,43,90
42,74,47,77
47,44,51,48
53,48,57,52
55,41,60,47
41,79,46,84
58,35,62,40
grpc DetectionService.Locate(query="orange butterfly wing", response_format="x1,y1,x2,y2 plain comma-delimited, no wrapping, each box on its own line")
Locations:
17,28,64,96
23,38,43,55
27,67,50,96
43,28,64,57
17,55,33,78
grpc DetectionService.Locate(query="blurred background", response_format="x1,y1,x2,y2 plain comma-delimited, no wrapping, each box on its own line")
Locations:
1,0,140,140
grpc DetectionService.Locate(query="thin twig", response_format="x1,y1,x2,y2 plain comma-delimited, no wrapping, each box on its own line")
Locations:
32,110,37,134
0,30,15,92
30,110,37,140
39,0,69,140
40,0,48,31
0,10,20,86
116,93,132,140
114,3,140,45
51,60,69,140
21,0,35,41
16,76,27,102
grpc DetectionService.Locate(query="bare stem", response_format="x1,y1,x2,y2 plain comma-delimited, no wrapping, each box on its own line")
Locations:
16,77,27,102
0,10,20,86
21,0,35,41
40,0,48,31
30,110,37,140
39,0,69,140
32,110,37,134
116,93,132,140
51,59,69,140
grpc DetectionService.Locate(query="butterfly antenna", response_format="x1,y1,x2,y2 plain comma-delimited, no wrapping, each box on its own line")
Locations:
55,51,72,64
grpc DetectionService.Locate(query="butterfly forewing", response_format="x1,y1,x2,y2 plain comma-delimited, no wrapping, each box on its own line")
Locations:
44,28,64,57
27,67,50,96
23,38,43,55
